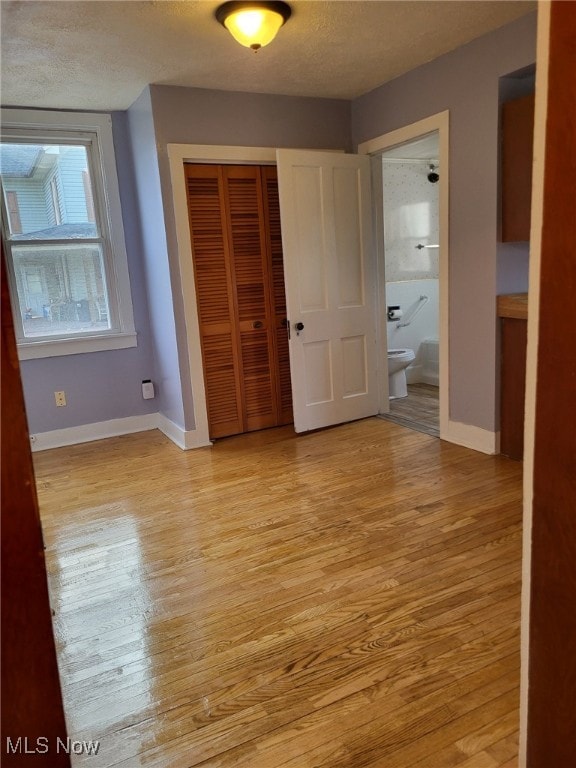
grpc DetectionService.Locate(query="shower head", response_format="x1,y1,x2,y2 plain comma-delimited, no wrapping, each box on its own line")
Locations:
427,164,439,184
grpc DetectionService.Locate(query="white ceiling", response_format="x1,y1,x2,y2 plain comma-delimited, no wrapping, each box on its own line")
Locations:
1,0,536,111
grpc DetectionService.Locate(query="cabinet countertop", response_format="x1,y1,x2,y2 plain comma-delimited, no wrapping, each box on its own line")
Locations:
497,293,528,320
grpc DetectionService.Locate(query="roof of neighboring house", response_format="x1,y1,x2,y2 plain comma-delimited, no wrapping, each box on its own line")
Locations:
12,223,98,240
0,144,44,177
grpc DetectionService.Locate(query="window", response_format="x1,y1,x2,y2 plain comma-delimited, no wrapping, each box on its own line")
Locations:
0,110,136,359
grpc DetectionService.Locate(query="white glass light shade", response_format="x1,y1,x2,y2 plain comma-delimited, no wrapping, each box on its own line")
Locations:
224,8,284,49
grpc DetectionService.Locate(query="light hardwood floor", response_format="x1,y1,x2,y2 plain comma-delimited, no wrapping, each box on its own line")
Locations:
34,418,522,768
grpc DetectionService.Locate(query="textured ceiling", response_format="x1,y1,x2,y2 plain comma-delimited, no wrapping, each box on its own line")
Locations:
1,0,536,111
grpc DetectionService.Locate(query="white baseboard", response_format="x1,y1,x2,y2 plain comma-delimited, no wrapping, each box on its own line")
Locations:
30,414,497,456
31,413,212,452
421,371,439,386
406,366,439,386
30,414,159,452
406,364,423,384
444,420,498,455
157,414,212,450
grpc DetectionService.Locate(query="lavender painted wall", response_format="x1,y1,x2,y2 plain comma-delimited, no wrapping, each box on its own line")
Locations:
150,86,352,151
496,67,534,295
352,13,537,432
497,244,530,294
21,111,157,434
148,85,351,430
126,88,186,429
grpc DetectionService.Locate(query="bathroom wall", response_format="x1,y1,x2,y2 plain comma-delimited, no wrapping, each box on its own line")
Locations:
386,280,439,383
382,160,439,281
383,159,439,384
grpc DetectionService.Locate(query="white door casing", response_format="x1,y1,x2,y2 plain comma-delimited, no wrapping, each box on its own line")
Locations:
358,110,450,442
276,149,378,433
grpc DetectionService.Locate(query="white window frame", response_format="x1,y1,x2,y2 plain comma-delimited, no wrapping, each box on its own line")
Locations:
1,109,136,359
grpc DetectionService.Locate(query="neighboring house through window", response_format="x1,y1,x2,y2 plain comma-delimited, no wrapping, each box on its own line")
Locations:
0,110,136,359
5,190,22,233
82,169,95,222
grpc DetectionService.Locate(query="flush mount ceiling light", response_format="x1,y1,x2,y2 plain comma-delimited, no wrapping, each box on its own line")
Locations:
215,1,291,51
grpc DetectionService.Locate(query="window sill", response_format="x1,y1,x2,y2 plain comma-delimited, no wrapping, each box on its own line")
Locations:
18,332,138,360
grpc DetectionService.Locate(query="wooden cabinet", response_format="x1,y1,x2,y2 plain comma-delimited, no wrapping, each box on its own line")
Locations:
498,295,528,460
501,93,535,242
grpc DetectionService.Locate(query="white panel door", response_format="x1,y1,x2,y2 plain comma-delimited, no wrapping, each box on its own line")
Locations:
276,149,378,433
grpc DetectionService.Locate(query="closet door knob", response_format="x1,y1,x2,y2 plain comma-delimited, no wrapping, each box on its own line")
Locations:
253,320,263,329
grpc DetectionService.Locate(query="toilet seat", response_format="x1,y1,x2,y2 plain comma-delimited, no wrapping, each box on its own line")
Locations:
388,348,414,360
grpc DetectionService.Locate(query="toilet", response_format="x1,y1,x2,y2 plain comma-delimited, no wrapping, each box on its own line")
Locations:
387,348,415,399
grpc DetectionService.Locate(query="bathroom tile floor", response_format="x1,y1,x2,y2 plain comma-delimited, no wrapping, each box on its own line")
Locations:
379,383,440,437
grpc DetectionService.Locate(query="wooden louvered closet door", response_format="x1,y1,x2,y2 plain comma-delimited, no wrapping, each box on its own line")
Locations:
261,166,293,426
185,164,293,439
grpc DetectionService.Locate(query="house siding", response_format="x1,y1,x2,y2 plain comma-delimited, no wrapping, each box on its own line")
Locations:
57,146,91,223
3,179,49,233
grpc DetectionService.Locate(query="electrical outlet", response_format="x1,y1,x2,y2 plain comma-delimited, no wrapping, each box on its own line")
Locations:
55,390,66,407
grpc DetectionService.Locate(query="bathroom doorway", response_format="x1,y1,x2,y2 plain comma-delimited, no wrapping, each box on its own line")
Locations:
380,132,440,437
358,112,449,441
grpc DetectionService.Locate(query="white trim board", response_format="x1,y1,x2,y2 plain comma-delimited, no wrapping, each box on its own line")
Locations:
30,413,209,452
157,413,212,450
30,414,159,451
444,420,498,455
29,413,497,460
358,111,450,444
519,4,550,765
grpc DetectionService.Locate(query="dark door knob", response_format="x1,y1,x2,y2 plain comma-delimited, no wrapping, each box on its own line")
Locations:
253,320,263,329
295,322,304,331
281,318,289,328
